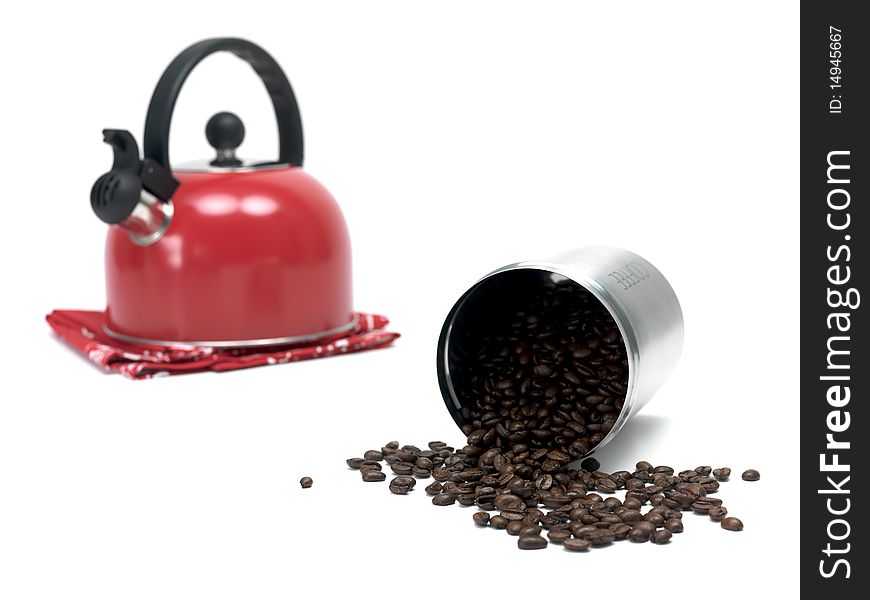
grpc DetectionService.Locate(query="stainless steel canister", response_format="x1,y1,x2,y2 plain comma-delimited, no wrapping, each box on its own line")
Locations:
437,246,684,456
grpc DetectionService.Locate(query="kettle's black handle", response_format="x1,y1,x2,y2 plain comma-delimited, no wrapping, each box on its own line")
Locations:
143,38,304,168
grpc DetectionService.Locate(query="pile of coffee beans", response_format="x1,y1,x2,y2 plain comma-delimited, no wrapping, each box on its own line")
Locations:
348,442,756,551
447,276,629,462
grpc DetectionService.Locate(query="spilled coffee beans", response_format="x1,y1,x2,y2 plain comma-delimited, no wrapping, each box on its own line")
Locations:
348,440,755,553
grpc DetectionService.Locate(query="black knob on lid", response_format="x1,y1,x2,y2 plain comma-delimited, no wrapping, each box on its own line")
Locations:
206,112,245,167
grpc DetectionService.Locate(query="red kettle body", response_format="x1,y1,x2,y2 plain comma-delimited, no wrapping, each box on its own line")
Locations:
91,39,353,346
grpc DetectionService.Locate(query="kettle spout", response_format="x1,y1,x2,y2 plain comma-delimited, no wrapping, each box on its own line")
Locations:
115,191,174,246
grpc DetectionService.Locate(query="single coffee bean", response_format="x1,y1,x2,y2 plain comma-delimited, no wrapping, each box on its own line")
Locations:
363,450,383,461
424,481,443,495
585,529,616,546
712,467,731,481
415,457,434,470
665,518,684,533
623,497,643,510
692,501,715,515
596,478,618,493
644,512,665,526
742,469,760,482
389,483,411,495
563,537,592,551
299,476,313,489
362,470,386,482
652,529,672,544
457,494,476,506
493,493,525,511
506,520,525,535
610,523,632,540
391,475,416,489
629,526,651,542
581,457,601,472
390,462,414,475
520,525,542,537
473,511,491,526
490,515,508,529
346,458,366,469
708,506,728,522
432,493,456,506
500,510,525,521
620,509,643,523
518,535,548,550
547,529,572,544
412,467,432,478
721,517,744,531
432,467,450,481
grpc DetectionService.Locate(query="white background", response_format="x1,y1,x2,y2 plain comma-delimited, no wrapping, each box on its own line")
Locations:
0,1,799,598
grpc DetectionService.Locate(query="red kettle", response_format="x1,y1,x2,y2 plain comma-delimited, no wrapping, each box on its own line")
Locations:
90,38,353,347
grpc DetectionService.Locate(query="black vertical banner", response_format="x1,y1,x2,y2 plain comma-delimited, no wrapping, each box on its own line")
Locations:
801,2,867,596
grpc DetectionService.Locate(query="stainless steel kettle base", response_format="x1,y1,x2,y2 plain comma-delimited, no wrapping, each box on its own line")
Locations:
102,316,359,349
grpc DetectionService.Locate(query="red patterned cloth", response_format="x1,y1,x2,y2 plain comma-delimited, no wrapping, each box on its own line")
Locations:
46,310,399,379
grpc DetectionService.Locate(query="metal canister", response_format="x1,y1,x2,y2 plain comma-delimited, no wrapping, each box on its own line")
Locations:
436,246,684,456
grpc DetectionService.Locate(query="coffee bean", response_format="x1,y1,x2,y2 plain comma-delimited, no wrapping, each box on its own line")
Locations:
389,482,411,495
610,523,632,540
424,481,443,495
563,537,591,551
628,526,650,542
457,494,476,506
708,506,728,522
392,475,416,489
547,529,572,544
506,520,525,536
428,441,447,451
742,469,760,482
692,501,715,515
493,493,525,511
643,512,665,527
473,511,491,526
432,493,456,506
391,462,414,475
415,457,434,470
581,457,601,472
665,518,683,533
346,458,366,469
500,510,525,521
490,515,508,529
712,467,731,481
518,535,548,550
721,517,744,531
596,478,618,493
412,467,432,478
585,529,615,546
652,529,672,544
299,476,313,489
364,450,383,461
359,464,382,475
520,525,542,537
362,470,386,482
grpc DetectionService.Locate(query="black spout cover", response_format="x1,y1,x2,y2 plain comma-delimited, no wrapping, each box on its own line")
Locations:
91,129,179,224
